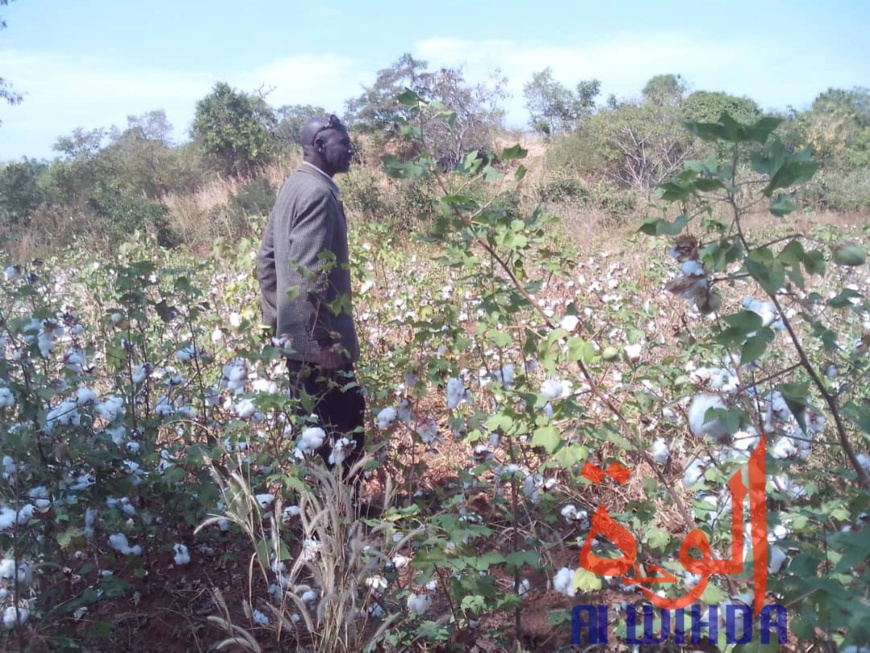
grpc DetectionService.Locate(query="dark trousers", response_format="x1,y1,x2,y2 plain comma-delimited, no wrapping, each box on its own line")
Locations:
287,360,366,477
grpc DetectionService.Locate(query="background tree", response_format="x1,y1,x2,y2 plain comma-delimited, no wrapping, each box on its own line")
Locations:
344,53,431,135
522,68,600,136
274,104,328,148
642,73,687,106
681,90,761,125
192,82,276,178
345,54,506,169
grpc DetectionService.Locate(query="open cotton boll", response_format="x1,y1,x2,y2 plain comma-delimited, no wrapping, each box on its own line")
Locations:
559,315,580,333
688,393,730,443
0,559,33,585
252,609,270,625
301,589,318,603
651,438,670,464
297,427,326,454
446,377,466,410
281,505,301,524
553,567,576,597
173,544,191,566
252,379,278,394
540,379,572,401
376,407,397,430
2,605,29,630
254,494,275,509
683,457,707,488
108,533,142,555
329,438,354,466
0,387,15,409
406,592,431,615
769,546,786,574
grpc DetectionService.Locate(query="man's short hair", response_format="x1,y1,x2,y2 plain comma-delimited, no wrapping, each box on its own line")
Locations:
300,115,344,146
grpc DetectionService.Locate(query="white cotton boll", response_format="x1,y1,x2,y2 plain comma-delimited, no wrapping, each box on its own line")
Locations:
446,377,466,410
540,379,571,401
0,559,32,585
560,315,580,333
235,399,257,419
857,454,870,474
683,458,707,488
0,387,15,409
769,546,786,574
281,505,301,524
0,506,26,530
406,593,431,615
155,396,174,417
45,399,81,432
772,437,799,460
75,387,97,406
553,567,576,597
416,419,438,445
252,609,270,625
329,438,354,466
96,395,124,422
624,343,643,362
175,345,199,362
651,438,670,464
392,554,410,570
377,407,397,430
108,533,141,555
84,508,97,538
28,486,51,511
173,544,191,566
254,494,275,509
2,605,28,630
297,427,326,453
493,363,515,387
252,379,278,394
742,297,777,327
302,539,321,562
301,589,318,603
688,393,730,442
681,260,705,277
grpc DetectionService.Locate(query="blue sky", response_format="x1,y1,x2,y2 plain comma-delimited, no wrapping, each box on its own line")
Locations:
1,0,867,160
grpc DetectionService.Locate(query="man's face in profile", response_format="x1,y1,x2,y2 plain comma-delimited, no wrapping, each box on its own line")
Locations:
320,127,354,175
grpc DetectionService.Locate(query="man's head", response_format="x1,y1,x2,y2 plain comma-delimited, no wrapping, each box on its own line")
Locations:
301,115,354,177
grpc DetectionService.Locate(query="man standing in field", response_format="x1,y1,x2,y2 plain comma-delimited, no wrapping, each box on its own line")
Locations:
257,114,365,477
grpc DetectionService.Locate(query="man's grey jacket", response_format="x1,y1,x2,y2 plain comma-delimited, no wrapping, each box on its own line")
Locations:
257,165,360,367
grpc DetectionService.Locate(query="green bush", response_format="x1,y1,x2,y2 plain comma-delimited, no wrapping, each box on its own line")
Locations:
87,180,178,247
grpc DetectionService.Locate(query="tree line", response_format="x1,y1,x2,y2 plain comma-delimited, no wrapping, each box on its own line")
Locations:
0,53,867,255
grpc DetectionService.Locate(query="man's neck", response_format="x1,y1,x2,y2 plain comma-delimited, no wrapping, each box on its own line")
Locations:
302,160,333,180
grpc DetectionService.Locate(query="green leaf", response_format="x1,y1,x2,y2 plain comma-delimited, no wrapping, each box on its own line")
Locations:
803,250,826,276
741,328,774,365
769,192,797,216
827,288,863,308
644,526,671,551
684,120,727,143
505,551,541,569
745,248,786,295
566,337,595,363
554,444,589,468
778,382,810,433
531,426,561,453
762,147,819,196
637,214,688,236
699,582,728,605
500,144,528,161
397,88,422,106
573,568,602,592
